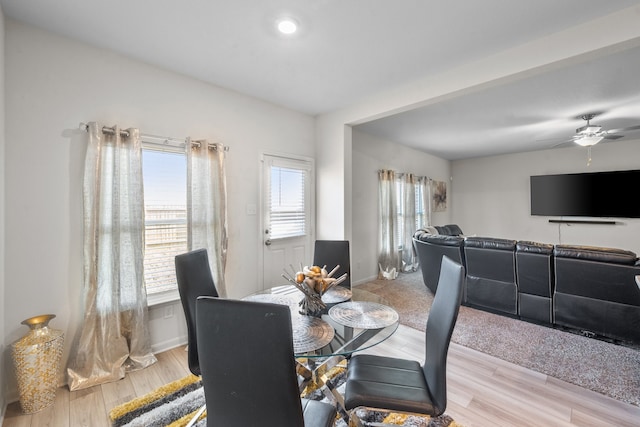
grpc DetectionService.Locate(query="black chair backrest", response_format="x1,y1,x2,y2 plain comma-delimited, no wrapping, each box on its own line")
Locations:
175,248,219,376
313,240,351,289
195,297,305,426
422,256,464,415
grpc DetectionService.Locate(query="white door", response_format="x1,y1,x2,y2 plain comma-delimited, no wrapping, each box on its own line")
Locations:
261,154,314,289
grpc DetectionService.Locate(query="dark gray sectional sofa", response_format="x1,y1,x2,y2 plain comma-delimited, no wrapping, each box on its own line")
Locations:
413,227,640,345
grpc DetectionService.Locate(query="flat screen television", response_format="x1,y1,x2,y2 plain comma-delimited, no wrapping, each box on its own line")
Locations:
530,169,640,218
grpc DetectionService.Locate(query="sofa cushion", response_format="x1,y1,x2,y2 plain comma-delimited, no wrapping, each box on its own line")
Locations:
516,240,554,255
554,244,638,265
414,227,438,239
413,235,465,294
554,293,640,343
443,224,464,236
419,234,465,247
554,256,640,306
432,224,463,236
464,236,516,251
516,240,554,299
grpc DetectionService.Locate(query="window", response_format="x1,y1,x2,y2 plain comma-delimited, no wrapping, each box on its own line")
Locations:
395,177,404,249
415,180,428,230
268,163,308,239
142,145,187,300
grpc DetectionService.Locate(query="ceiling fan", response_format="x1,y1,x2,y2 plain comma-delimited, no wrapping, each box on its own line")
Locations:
555,113,640,148
541,113,640,165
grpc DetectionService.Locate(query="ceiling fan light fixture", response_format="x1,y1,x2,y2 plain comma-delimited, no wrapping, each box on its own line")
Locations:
576,124,602,134
574,135,604,146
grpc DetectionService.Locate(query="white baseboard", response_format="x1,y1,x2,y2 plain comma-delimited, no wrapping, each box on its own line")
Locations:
151,336,188,354
353,275,378,286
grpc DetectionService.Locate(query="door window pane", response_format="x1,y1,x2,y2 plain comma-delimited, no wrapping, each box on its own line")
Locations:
269,166,306,239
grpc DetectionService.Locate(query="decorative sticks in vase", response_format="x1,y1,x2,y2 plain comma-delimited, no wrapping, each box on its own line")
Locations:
282,264,348,316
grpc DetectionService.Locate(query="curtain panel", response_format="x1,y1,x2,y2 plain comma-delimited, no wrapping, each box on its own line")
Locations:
378,170,433,280
401,173,419,272
416,176,432,230
377,170,400,279
186,139,229,297
67,122,156,391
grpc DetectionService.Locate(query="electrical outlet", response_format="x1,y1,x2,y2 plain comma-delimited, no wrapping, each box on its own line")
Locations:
163,305,174,319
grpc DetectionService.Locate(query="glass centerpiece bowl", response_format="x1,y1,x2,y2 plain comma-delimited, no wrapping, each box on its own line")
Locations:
282,264,348,316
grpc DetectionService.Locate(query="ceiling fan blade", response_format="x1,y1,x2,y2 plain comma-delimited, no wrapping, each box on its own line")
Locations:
552,140,576,148
606,124,640,134
534,136,566,143
603,134,624,140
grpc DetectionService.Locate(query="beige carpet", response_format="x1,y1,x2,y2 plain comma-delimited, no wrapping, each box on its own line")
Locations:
356,272,640,407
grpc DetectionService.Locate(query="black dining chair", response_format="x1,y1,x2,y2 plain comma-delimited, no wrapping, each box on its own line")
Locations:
313,240,351,289
175,248,219,376
195,296,337,427
175,248,219,426
344,255,464,419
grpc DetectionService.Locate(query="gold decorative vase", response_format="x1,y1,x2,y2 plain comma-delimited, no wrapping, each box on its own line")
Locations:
11,314,65,414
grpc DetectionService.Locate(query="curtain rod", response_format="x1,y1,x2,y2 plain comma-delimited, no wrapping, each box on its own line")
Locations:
78,123,229,152
378,169,432,180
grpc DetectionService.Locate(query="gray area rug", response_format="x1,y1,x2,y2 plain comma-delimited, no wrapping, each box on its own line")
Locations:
109,369,461,427
356,272,640,407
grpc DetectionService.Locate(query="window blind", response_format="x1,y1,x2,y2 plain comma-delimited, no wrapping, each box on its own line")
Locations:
269,166,306,239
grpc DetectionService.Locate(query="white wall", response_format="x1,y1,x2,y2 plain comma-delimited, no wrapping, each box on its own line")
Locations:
351,130,640,284
451,139,640,254
351,129,450,283
3,20,315,399
0,4,7,421
316,6,640,246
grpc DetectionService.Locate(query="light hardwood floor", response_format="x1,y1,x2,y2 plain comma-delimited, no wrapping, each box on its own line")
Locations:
3,324,639,426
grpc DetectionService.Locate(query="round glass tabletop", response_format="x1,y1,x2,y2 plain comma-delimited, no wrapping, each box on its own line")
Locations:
242,285,399,358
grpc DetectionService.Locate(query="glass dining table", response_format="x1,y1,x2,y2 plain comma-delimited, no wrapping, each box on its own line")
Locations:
242,284,399,419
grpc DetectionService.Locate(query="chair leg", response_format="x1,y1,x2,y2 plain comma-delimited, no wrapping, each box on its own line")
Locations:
298,356,351,423
185,403,206,427
347,409,365,427
348,406,441,427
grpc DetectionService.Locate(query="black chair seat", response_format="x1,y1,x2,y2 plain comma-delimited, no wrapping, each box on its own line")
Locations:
301,398,338,427
344,256,464,419
345,354,435,414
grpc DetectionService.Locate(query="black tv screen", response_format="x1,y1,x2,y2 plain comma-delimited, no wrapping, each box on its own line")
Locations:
530,169,640,218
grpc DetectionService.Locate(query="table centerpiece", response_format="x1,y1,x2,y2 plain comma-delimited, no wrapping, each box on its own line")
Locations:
282,264,348,316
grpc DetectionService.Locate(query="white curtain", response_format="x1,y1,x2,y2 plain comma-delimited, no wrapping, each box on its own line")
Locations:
67,122,156,391
377,170,400,279
378,171,433,279
416,176,432,230
186,139,228,297
401,173,419,272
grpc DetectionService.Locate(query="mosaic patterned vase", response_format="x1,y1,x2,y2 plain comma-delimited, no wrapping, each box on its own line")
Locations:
11,314,64,413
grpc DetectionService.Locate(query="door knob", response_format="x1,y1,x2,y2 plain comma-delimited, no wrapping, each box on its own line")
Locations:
265,239,272,246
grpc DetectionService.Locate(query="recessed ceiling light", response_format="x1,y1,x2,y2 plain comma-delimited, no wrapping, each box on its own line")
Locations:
277,18,298,35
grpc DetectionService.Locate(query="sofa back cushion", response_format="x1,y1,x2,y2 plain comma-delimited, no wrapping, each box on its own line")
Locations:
432,224,463,236
553,244,637,265
413,235,464,294
463,237,517,315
